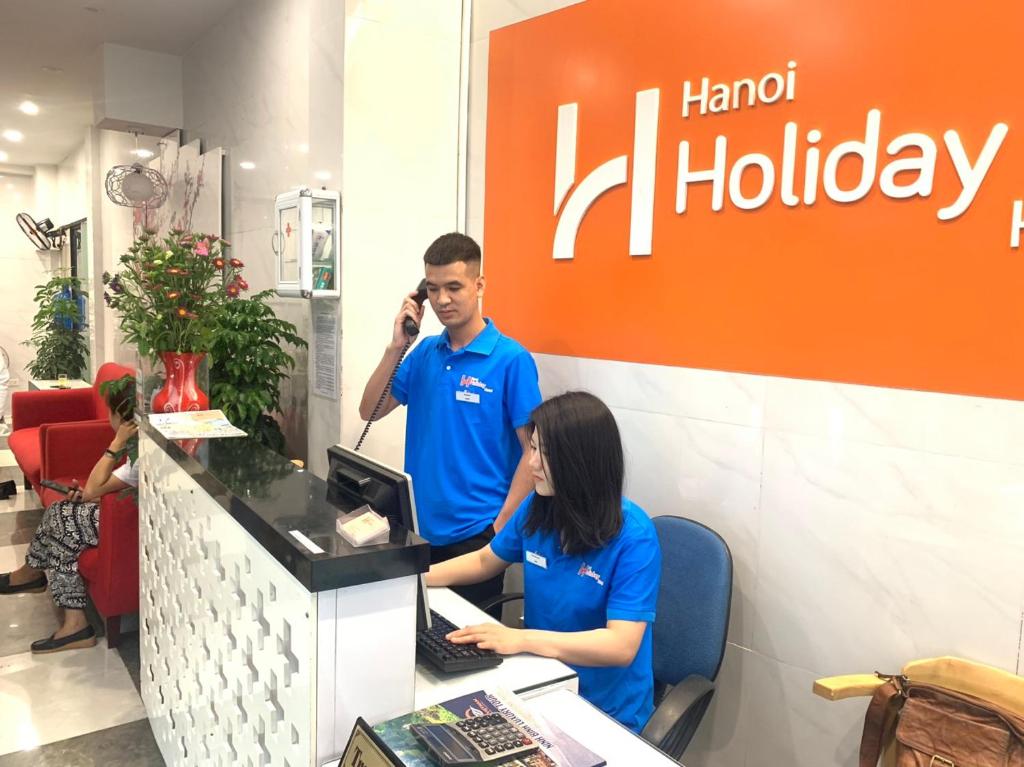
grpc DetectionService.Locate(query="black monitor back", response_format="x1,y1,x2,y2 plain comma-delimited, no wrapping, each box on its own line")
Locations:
326,445,420,533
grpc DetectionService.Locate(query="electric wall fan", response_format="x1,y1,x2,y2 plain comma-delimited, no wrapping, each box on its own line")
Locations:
16,212,64,251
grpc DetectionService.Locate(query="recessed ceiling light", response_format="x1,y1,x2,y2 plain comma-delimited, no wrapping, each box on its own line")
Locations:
314,170,331,181
0,150,7,162
297,143,309,154
131,148,154,159
239,161,256,170
18,101,39,116
2,129,23,142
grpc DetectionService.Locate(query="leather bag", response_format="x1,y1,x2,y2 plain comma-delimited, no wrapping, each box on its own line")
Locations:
860,674,1024,767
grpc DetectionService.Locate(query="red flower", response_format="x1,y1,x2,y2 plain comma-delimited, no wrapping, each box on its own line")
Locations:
167,290,181,299
213,258,225,269
194,240,209,256
226,284,240,297
166,267,182,275
176,307,188,317
185,311,198,320
237,278,249,291
229,258,244,268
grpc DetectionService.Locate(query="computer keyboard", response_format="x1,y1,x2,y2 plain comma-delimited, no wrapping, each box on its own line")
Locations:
417,609,504,674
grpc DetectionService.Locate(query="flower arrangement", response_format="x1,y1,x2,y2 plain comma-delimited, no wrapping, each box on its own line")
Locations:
103,229,248,359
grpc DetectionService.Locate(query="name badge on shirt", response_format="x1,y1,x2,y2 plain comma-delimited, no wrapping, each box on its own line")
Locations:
526,550,547,569
455,390,481,404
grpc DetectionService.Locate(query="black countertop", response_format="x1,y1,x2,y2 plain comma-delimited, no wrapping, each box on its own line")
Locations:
140,421,430,592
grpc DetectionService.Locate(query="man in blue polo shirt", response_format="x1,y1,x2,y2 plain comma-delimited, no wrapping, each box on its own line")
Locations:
358,233,541,607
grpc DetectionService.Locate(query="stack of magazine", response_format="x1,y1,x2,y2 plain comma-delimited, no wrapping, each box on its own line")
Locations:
371,689,605,767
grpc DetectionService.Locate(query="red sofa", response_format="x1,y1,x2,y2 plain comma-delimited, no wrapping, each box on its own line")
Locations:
9,362,134,496
11,362,138,647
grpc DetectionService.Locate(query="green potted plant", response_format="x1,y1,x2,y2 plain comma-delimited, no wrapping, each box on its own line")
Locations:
23,272,88,381
104,229,246,412
209,290,307,454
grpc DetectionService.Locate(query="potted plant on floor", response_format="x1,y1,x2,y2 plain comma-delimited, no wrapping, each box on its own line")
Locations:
23,272,88,381
104,229,246,413
209,290,307,455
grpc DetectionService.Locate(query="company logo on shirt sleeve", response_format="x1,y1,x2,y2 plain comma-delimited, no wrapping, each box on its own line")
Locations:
577,562,605,586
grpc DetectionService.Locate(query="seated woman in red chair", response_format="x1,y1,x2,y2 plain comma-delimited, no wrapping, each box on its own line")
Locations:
0,384,137,653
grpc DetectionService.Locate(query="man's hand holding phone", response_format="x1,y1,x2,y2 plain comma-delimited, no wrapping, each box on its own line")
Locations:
391,281,428,347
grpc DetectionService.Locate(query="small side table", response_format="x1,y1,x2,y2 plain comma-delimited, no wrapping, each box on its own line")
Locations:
28,379,91,391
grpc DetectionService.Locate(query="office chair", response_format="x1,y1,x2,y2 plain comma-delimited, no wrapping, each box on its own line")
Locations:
479,515,733,762
641,515,733,760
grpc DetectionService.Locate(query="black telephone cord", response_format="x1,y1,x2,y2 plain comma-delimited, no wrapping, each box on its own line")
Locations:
354,338,413,452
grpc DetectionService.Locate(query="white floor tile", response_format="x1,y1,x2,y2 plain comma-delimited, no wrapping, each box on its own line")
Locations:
0,491,42,515
0,544,30,573
0,641,146,755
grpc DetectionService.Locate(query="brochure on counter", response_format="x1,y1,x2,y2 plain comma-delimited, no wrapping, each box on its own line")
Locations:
147,409,247,440
370,688,605,767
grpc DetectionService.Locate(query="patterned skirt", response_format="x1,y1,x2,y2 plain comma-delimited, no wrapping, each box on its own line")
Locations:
25,499,100,609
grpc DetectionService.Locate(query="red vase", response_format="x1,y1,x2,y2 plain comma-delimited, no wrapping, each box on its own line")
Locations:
152,352,209,413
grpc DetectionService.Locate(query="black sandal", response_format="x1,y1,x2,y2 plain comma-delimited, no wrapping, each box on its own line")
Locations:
31,625,97,654
0,572,48,594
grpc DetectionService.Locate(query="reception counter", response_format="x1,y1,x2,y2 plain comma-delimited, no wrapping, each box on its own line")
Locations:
138,424,429,766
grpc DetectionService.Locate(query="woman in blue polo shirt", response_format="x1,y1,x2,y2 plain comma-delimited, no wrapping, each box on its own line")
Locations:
425,391,662,733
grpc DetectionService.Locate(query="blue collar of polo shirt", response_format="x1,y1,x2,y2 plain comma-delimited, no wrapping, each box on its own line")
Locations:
438,318,500,356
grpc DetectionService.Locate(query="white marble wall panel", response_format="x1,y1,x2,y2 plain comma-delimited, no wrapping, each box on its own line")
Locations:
0,175,44,405
612,407,762,648
337,0,464,469
755,430,1024,677
182,0,345,475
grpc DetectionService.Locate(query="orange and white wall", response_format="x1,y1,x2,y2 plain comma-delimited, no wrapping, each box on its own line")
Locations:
462,2,1024,766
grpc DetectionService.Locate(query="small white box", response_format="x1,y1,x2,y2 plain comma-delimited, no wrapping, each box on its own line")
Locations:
336,505,391,547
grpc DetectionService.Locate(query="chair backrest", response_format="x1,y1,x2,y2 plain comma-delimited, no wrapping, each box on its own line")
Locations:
91,362,135,419
651,516,733,686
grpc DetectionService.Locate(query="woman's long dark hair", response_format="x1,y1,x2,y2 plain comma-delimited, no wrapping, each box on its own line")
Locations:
524,391,624,555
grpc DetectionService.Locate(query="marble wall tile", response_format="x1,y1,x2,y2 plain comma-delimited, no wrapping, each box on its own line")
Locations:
742,650,865,767
612,407,763,648
536,354,767,428
755,430,1024,678
765,376,1024,466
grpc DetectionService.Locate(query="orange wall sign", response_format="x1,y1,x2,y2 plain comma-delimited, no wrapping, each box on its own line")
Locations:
483,0,1024,400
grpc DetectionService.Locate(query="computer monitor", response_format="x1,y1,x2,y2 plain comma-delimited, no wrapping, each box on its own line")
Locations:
326,445,420,532
326,445,433,631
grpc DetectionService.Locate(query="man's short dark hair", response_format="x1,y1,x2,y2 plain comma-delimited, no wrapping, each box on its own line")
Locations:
423,233,481,271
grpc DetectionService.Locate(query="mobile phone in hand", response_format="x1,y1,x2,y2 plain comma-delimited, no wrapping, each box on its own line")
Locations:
40,479,74,495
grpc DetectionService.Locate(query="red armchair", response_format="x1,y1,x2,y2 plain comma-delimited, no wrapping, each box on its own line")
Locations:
9,362,134,496
38,436,139,648
12,361,138,647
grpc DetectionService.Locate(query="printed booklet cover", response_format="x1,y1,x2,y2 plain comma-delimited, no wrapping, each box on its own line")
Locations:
372,689,605,767
148,409,247,440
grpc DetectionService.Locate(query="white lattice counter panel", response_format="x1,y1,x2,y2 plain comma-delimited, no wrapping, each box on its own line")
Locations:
139,436,420,767
140,439,314,766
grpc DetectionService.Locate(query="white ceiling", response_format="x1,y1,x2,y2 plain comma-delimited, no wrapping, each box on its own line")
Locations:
0,0,238,167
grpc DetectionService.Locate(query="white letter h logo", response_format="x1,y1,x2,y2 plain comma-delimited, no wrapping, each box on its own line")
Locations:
552,88,660,260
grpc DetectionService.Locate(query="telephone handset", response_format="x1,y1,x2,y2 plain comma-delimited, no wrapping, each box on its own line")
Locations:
354,280,428,452
402,280,429,339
